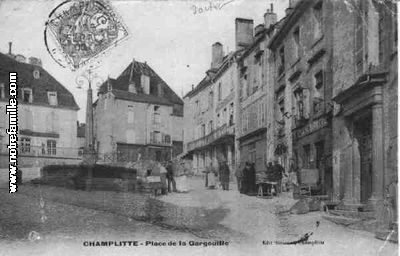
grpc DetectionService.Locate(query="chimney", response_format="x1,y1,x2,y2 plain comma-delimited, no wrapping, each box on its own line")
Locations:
211,42,224,69
286,0,295,16
235,18,254,51
264,4,278,29
8,42,12,55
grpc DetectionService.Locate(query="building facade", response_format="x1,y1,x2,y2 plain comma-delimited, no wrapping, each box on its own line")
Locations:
183,39,240,174
94,59,184,163
0,49,80,168
236,8,277,173
331,0,397,221
268,0,334,196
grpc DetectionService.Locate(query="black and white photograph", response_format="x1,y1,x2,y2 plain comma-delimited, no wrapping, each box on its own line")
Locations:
0,0,398,255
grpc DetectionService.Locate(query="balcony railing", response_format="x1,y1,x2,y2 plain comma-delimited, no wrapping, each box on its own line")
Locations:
187,124,235,152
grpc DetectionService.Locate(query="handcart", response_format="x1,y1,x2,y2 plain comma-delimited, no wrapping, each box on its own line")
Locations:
256,172,278,197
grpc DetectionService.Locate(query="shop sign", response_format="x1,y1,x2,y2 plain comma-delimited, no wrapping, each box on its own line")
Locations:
293,117,328,140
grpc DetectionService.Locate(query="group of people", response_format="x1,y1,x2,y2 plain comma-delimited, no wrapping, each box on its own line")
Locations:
154,161,188,194
204,161,231,190
235,160,285,196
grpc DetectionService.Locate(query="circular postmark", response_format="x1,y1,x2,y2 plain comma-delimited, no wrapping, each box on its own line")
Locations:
44,0,129,70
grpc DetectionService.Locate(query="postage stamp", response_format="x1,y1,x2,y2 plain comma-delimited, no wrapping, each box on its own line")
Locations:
44,0,129,70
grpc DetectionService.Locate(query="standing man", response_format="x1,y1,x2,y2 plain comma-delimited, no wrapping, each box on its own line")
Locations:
219,161,230,190
166,161,177,192
273,160,285,194
158,162,168,195
235,164,244,192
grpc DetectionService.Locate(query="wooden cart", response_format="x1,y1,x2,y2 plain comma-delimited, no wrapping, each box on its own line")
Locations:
256,172,278,197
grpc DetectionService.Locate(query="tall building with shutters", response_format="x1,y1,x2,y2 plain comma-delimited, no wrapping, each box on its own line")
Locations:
94,59,184,163
0,47,80,168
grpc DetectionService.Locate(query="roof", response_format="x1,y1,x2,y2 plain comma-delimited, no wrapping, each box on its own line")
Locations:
184,51,240,99
0,52,79,110
98,60,183,106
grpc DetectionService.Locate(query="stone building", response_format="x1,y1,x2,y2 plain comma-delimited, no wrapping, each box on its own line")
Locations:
183,40,238,174
267,0,335,199
236,7,277,173
330,0,397,222
0,47,80,168
94,59,184,163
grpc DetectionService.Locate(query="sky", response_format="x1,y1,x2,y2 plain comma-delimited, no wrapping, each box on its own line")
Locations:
0,0,288,121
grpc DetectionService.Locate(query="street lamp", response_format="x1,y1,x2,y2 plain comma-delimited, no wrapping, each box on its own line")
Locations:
76,69,103,165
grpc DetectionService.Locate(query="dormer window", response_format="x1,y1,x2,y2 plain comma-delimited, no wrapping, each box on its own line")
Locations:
33,69,40,79
22,88,33,103
0,83,4,98
128,83,136,93
47,91,58,106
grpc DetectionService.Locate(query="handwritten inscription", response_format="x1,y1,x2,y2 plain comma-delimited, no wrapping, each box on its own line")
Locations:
191,0,234,15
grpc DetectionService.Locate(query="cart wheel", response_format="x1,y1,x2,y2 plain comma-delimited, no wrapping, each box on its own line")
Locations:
258,185,263,197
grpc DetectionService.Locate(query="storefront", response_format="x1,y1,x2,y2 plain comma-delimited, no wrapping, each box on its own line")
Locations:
292,115,332,196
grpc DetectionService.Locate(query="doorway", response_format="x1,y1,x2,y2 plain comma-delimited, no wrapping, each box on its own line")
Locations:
354,113,373,203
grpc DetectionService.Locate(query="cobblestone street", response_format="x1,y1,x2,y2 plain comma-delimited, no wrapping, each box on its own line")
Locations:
0,176,397,256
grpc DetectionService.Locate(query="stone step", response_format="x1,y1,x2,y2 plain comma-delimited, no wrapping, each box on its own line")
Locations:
323,215,362,226
329,209,375,220
336,203,367,211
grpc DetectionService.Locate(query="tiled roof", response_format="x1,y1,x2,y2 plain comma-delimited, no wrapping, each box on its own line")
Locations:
0,52,79,110
98,60,183,107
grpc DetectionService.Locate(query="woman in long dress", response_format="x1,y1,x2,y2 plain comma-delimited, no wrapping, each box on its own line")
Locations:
175,166,189,192
207,166,217,189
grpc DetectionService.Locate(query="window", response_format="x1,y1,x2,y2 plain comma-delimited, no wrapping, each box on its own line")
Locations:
378,13,385,64
208,120,213,134
47,91,58,106
22,88,33,103
229,103,234,126
21,137,31,153
303,144,311,168
153,106,161,124
0,83,4,98
21,109,33,130
201,124,206,137
128,83,136,93
128,106,134,124
294,88,304,119
223,108,227,125
293,27,300,59
278,47,285,76
47,140,56,155
164,134,171,144
151,131,161,143
46,112,59,132
209,91,214,108
315,141,324,169
33,69,40,79
218,82,222,101
313,71,324,114
126,129,136,143
195,100,200,115
278,98,285,118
